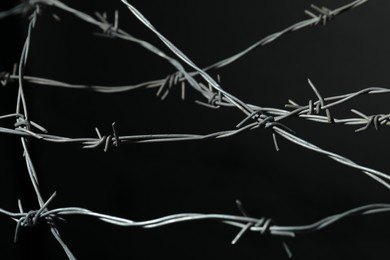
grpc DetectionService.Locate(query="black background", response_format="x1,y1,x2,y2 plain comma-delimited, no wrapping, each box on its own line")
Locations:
1,0,390,259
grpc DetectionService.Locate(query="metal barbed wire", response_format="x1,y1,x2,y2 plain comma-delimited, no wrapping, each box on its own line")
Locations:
2,0,390,259
2,194,390,259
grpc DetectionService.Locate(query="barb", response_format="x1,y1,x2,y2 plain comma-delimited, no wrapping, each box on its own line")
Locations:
307,78,333,123
231,200,291,257
231,200,257,245
0,71,15,87
305,5,334,26
94,10,119,37
351,110,390,132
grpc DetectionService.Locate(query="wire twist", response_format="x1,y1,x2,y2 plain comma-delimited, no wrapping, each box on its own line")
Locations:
352,110,390,132
14,192,57,243
305,4,334,26
95,10,119,37
83,122,120,151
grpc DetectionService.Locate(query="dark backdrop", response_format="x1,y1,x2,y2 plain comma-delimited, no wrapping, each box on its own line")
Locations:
1,0,390,259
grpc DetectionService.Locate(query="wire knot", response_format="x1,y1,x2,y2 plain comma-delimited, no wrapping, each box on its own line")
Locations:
232,200,273,239
236,112,294,151
370,115,383,131
157,72,182,100
352,110,390,132
83,122,120,152
208,92,221,108
0,72,14,87
194,88,222,109
306,100,322,115
14,192,57,243
19,210,40,228
15,117,31,131
305,4,334,26
95,10,119,37
258,217,274,235
103,24,118,37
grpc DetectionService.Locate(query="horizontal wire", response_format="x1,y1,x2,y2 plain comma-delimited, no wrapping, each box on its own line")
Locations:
1,198,389,241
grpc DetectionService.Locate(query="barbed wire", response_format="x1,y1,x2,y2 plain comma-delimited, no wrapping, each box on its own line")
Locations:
4,74,390,130
1,0,390,259
2,195,390,259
